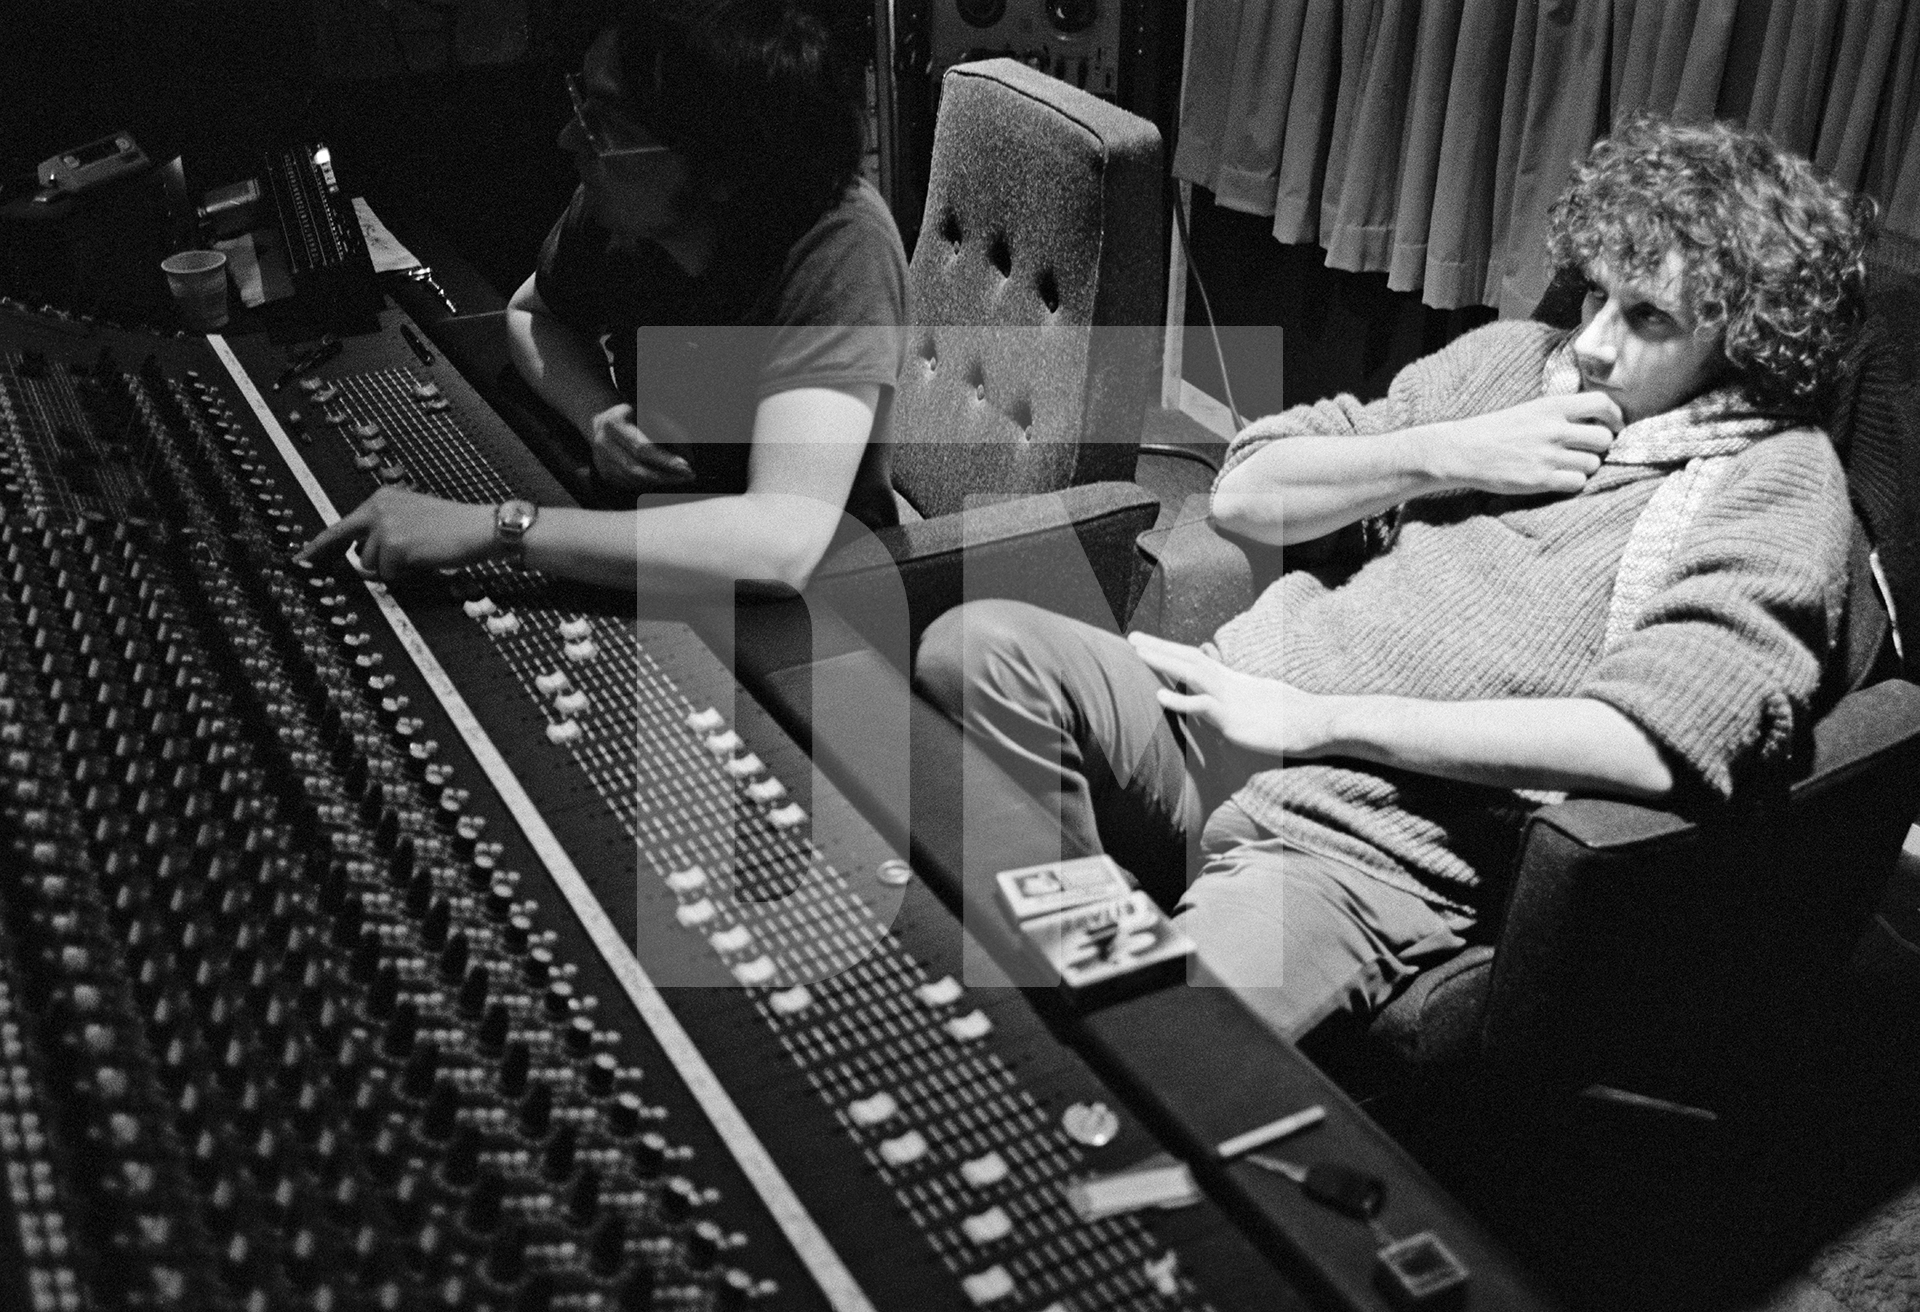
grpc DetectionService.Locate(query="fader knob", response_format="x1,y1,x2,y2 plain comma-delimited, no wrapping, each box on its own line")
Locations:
401,1040,441,1100
366,963,400,1018
383,999,419,1059
485,1222,527,1285
349,1075,386,1135
388,1170,429,1230
629,1133,666,1180
421,1078,460,1140
607,1092,643,1140
588,1212,627,1277
405,869,434,918
457,962,489,1016
368,1121,407,1185
438,930,471,984
686,1221,720,1270
585,1052,619,1095
567,1165,601,1226
615,1263,656,1312
518,1081,553,1139
714,1270,755,1312
422,896,452,948
464,1171,505,1234
349,929,382,984
330,1035,366,1095
477,1002,510,1055
516,1271,555,1312
565,1015,596,1056
498,1042,531,1098
657,1177,696,1226
542,1124,578,1181
442,1124,482,1187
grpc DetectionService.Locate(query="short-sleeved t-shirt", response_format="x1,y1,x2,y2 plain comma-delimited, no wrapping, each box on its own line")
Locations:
535,178,909,530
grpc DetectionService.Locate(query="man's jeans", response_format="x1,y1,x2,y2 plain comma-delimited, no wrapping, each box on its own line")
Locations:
915,599,1471,1041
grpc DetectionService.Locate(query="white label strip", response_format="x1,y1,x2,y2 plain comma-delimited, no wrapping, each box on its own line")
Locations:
210,336,875,1312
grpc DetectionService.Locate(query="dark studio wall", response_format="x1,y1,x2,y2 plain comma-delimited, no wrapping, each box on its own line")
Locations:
1177,185,1497,423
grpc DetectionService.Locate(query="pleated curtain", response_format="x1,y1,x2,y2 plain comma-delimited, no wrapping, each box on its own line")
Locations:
1174,0,1920,317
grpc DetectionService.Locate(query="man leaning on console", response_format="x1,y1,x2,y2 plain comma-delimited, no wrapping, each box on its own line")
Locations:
916,114,1875,1044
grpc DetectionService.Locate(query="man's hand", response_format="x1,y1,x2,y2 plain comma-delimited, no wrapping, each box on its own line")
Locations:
1127,632,1333,759
1132,632,1676,798
589,402,696,493
1438,392,1623,496
297,487,495,581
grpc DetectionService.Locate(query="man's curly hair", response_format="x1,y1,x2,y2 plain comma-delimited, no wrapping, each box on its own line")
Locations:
1546,114,1874,419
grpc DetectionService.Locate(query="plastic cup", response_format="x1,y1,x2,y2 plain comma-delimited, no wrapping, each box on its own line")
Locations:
160,249,230,331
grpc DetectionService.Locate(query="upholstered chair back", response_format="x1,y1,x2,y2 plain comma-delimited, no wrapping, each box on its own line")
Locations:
889,59,1164,521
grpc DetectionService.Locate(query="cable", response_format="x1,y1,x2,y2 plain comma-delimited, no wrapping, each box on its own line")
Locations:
1171,185,1244,433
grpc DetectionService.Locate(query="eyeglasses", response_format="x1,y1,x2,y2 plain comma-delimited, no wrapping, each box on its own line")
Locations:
565,72,671,160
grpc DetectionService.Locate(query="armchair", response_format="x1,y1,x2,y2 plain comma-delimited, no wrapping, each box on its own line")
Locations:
812,58,1168,657
1121,258,1920,1111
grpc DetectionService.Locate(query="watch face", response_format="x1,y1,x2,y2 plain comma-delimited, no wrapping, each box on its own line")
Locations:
497,500,536,536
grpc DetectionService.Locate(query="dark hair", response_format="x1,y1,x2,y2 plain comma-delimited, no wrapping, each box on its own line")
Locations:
612,0,865,233
1546,114,1874,419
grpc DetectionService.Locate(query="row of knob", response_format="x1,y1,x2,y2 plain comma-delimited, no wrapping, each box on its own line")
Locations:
0,352,770,1308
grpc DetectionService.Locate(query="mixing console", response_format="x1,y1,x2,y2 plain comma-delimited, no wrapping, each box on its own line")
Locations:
0,301,1313,1312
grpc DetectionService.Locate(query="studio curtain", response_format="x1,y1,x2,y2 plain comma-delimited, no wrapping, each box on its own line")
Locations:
1174,0,1920,316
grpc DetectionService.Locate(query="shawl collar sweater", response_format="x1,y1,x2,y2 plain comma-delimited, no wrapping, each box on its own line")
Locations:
1211,320,1850,910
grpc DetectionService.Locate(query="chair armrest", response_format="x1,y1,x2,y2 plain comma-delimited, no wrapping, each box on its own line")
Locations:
1131,511,1257,643
813,482,1160,656
1478,678,1920,1081
1524,677,1920,853
1130,512,1310,643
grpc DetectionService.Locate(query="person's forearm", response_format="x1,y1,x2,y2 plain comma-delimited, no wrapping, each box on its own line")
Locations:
505,305,624,436
1211,424,1463,544
1318,694,1674,799
521,494,842,595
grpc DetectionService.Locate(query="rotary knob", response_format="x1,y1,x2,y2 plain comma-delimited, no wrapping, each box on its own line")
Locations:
463,1170,505,1234
542,1123,578,1182
587,1212,627,1277
518,1081,553,1139
498,1041,531,1099
484,1222,526,1285
421,1078,460,1140
442,1124,482,1188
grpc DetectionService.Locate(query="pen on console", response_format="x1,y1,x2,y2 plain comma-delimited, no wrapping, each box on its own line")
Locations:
399,323,434,366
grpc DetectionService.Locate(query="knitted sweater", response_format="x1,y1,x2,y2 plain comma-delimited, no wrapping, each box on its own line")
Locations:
1211,319,1851,911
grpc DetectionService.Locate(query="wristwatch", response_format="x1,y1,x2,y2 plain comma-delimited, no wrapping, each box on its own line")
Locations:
493,498,538,567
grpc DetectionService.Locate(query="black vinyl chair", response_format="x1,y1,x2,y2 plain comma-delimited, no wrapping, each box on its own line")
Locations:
1117,251,1920,1115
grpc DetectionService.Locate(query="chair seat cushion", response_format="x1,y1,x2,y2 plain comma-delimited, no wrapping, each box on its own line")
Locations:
1369,945,1495,1065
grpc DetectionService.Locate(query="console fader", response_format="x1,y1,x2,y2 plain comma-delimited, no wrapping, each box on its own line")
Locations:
0,299,1305,1312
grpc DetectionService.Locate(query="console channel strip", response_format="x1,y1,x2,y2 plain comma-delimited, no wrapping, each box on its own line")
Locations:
0,300,1299,1312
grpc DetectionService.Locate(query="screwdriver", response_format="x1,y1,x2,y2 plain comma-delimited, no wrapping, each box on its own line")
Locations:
1245,1153,1387,1221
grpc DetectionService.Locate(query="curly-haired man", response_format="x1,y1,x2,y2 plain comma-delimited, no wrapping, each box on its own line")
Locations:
916,115,1873,1041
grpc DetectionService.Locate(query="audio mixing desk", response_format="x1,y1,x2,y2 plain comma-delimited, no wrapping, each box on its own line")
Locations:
0,297,1554,1312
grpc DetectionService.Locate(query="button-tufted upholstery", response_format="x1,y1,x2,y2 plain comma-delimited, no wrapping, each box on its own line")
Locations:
888,59,1164,520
